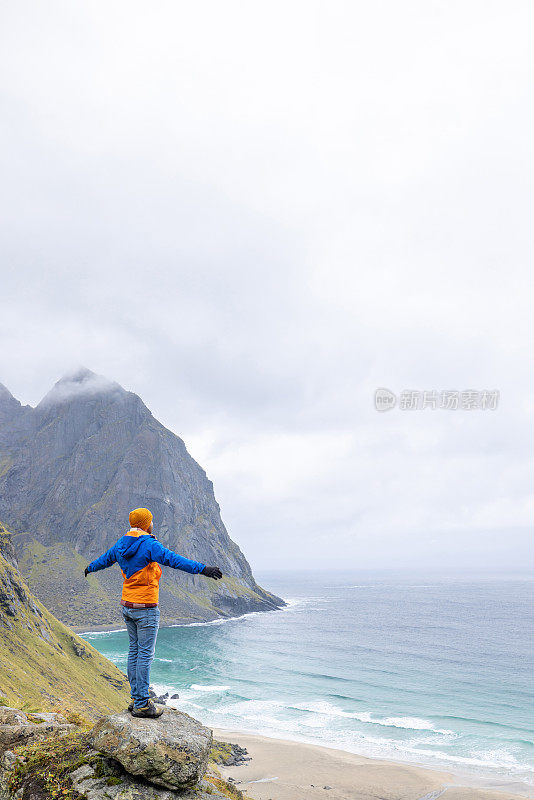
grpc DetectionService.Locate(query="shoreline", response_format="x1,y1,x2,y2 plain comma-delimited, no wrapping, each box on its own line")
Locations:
212,727,534,800
75,603,292,634
74,617,217,633
75,617,227,634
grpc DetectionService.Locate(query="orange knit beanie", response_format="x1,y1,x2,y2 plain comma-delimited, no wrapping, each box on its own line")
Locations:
129,507,153,532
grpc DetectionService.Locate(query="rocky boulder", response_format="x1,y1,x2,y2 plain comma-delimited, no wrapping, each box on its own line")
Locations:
89,708,212,790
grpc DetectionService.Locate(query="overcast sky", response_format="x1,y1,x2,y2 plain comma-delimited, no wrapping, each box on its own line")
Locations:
1,1,534,572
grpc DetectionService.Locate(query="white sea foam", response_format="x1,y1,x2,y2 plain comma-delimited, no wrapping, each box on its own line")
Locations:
169,608,270,629
173,699,204,710
79,628,126,636
210,699,302,733
290,702,454,735
171,618,235,628
217,699,284,714
181,692,455,739
190,684,231,692
357,714,454,736
144,685,534,787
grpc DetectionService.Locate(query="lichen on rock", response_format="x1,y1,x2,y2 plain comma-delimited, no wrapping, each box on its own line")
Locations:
0,705,245,800
89,708,213,790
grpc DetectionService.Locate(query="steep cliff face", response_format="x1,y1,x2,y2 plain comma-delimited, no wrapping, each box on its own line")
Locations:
0,523,130,717
0,369,282,628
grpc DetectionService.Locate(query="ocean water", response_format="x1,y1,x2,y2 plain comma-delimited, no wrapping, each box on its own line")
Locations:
81,571,534,790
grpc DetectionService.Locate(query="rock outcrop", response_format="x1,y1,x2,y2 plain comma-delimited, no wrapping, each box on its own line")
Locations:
0,704,241,800
68,761,231,800
210,740,251,766
0,708,74,749
0,368,283,628
89,708,212,790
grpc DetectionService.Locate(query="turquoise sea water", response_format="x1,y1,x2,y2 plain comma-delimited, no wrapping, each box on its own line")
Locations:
81,572,534,790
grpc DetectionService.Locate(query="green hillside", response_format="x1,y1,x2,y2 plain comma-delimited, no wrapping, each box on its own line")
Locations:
0,524,130,720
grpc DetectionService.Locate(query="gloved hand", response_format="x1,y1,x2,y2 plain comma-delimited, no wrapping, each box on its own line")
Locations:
84,567,89,578
201,566,222,580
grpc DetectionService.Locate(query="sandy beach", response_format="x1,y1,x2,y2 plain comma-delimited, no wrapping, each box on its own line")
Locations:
213,728,534,800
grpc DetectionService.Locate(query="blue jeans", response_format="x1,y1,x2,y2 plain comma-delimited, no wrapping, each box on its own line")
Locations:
121,606,160,709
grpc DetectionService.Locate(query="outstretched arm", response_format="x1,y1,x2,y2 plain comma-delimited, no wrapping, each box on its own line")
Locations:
149,540,222,579
85,543,118,576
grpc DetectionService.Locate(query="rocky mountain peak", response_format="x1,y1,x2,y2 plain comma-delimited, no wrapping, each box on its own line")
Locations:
0,369,283,628
57,366,99,384
37,367,125,411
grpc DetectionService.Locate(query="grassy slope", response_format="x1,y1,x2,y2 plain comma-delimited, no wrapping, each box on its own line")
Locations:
0,527,130,719
12,534,119,629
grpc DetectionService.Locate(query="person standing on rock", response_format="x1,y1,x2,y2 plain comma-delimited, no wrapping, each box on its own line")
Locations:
84,507,222,718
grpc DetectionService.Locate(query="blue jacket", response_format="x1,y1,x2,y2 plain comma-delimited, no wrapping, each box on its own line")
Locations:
87,529,206,604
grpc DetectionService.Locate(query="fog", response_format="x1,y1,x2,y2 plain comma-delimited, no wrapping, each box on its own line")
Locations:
1,1,534,570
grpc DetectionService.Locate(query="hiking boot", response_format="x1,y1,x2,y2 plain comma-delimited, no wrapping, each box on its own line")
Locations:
131,701,164,718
